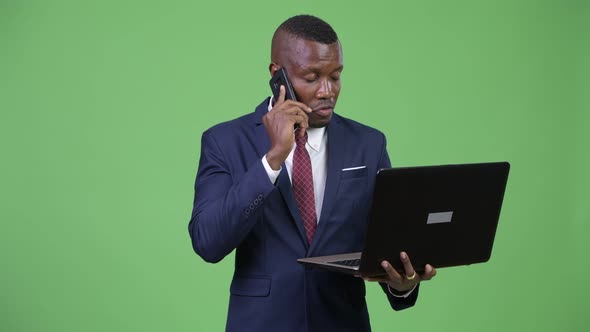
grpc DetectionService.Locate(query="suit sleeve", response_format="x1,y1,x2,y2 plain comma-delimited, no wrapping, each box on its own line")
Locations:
376,133,420,310
188,130,276,263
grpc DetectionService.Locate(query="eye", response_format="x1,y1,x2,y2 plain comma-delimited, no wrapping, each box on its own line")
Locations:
304,74,318,83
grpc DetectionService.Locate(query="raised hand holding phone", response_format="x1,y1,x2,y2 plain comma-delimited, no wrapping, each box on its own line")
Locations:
263,68,313,170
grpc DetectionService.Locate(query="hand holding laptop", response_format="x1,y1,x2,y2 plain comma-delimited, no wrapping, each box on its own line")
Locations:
362,251,437,293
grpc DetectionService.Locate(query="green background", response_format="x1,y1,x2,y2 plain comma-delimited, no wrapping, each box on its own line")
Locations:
1,0,588,331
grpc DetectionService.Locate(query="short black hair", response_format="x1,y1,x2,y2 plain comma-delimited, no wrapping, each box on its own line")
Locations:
276,15,338,44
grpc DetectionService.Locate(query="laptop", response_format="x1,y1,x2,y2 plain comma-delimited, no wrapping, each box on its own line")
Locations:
297,162,510,277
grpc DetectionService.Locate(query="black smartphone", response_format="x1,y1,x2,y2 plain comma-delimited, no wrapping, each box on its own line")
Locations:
269,67,297,102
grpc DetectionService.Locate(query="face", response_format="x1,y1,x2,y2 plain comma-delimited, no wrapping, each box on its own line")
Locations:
271,37,343,128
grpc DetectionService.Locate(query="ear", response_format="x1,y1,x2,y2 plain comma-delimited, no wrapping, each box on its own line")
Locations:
269,63,280,77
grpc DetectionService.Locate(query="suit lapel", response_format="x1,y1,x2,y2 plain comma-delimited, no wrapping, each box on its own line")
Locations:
277,167,308,248
309,116,345,254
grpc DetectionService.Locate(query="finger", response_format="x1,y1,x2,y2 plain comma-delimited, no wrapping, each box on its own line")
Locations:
277,85,286,104
295,109,309,137
400,252,417,280
298,126,307,138
288,101,313,114
293,113,307,128
381,261,403,283
420,264,437,281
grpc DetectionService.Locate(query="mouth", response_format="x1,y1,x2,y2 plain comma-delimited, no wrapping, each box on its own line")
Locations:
312,105,334,117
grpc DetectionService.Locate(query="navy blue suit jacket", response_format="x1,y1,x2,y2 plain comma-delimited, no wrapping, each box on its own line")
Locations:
189,98,418,332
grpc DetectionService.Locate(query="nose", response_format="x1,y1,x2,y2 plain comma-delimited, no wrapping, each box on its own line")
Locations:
316,78,334,99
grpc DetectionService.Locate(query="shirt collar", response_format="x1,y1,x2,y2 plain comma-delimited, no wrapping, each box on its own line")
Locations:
267,96,325,152
306,126,325,152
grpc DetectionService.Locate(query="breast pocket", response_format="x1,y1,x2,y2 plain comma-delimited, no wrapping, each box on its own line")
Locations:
338,167,369,201
340,166,368,180
330,167,370,225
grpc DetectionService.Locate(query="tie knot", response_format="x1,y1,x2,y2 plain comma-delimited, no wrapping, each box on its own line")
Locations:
295,128,308,146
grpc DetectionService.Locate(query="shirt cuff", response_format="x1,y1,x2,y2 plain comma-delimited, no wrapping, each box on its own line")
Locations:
387,283,418,298
262,155,281,184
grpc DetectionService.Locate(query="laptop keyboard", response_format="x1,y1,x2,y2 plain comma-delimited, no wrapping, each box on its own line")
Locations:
328,258,361,268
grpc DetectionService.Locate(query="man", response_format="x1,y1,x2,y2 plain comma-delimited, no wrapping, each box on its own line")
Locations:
189,15,436,332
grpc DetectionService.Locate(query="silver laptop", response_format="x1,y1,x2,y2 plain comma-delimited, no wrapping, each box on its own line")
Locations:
297,162,510,277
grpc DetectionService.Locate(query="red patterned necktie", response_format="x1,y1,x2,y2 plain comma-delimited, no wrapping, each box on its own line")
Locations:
292,128,317,244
